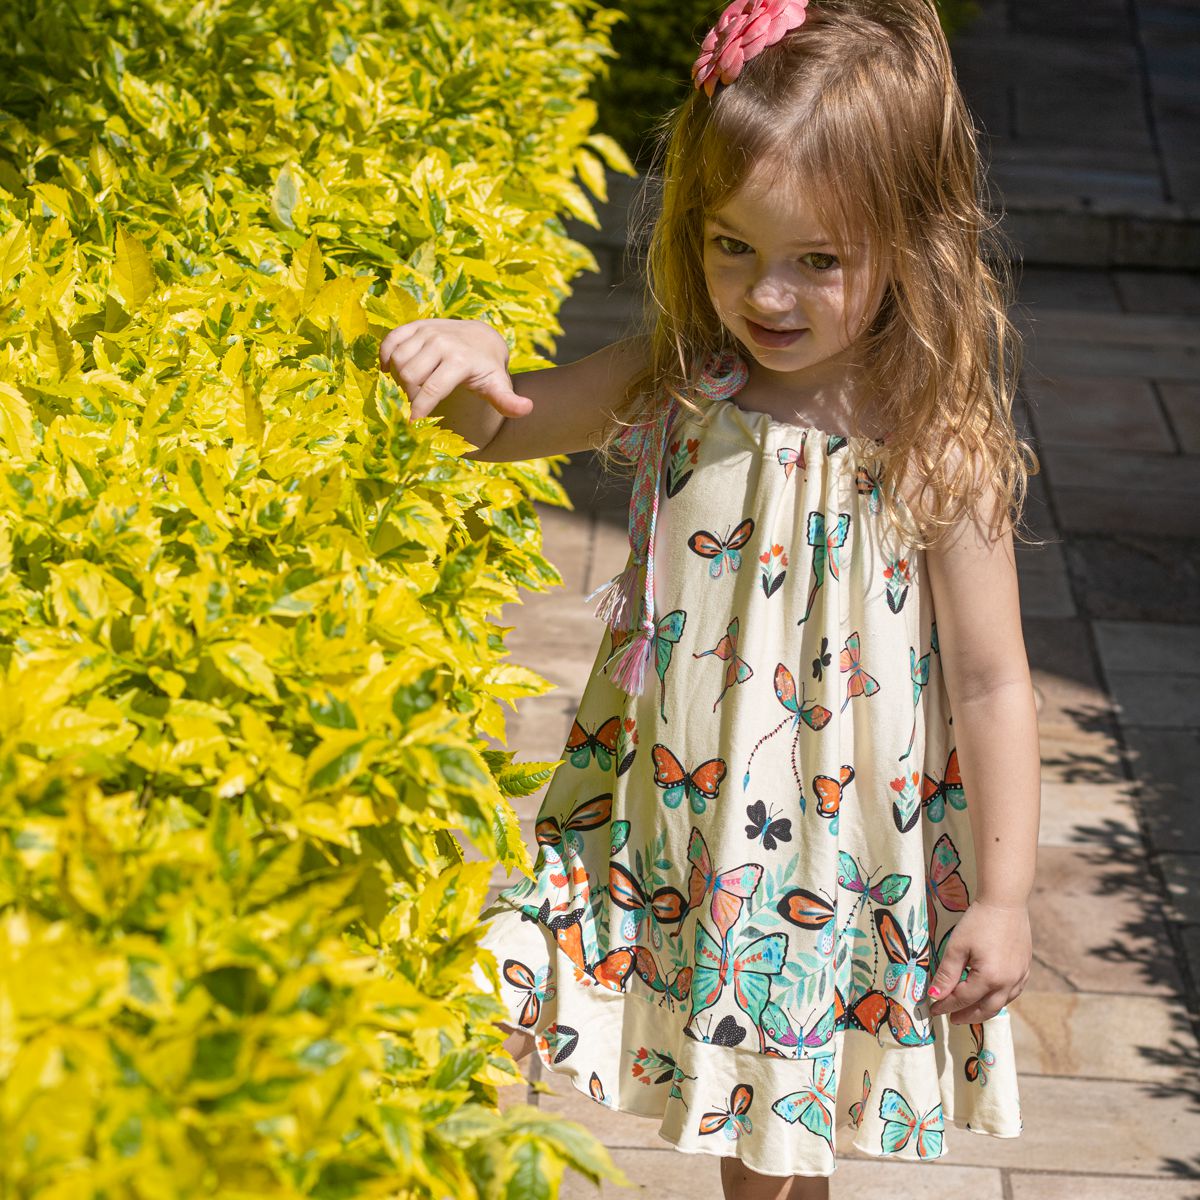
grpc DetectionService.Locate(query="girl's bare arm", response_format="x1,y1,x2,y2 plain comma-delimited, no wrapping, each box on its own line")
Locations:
921,479,1041,1023
378,317,650,463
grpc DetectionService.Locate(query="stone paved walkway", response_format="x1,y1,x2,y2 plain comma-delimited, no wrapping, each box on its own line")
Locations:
472,4,1200,1193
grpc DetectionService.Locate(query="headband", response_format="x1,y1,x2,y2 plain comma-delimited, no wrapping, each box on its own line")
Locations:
692,0,810,97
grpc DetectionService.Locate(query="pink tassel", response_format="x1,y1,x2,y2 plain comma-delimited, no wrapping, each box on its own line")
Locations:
605,628,653,696
586,560,642,631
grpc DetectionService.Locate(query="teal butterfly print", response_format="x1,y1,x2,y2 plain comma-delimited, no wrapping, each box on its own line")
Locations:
878,1087,944,1157
651,743,726,814
797,511,850,625
772,1054,837,1149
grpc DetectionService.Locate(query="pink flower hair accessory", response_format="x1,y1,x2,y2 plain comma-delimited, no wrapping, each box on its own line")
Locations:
692,0,810,97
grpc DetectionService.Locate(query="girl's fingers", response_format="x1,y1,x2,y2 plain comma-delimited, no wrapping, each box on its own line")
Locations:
946,988,1010,1025
406,359,469,421
378,323,418,370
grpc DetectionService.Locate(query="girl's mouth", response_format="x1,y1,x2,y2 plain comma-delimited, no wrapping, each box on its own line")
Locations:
745,319,807,348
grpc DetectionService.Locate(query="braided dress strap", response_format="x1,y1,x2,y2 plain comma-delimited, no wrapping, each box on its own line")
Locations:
589,349,751,696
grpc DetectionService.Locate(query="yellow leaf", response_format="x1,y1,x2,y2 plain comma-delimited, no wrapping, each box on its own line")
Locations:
0,222,30,289
573,147,608,204
209,641,279,701
290,234,326,313
0,382,34,457
113,226,154,310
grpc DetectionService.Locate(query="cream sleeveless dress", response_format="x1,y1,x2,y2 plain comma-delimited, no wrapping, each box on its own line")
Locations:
472,350,1023,1178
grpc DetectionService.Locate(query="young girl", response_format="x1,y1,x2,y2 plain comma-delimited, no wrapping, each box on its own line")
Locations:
379,0,1040,1193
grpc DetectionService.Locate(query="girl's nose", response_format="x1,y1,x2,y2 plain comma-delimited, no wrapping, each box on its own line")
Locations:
745,269,799,312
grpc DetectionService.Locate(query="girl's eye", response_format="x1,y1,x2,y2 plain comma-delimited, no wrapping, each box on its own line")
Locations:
710,236,840,271
805,252,840,272
712,235,750,255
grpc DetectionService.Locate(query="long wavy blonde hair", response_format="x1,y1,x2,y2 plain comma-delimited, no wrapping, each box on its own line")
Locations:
597,0,1040,553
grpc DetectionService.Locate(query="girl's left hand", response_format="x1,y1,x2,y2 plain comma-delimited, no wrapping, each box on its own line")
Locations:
925,899,1032,1024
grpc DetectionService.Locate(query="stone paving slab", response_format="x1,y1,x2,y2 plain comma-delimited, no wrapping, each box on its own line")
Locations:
1009,990,1195,1083
1122,727,1200,854
1027,845,1186,998
1021,375,1176,452
1010,1177,1200,1200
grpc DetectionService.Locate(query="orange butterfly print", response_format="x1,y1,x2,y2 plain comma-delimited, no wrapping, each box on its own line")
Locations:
564,715,621,771
671,826,764,941
693,616,754,710
688,517,755,579
776,885,837,957
965,1022,996,1084
502,958,555,1028
811,763,855,833
848,1069,872,1128
777,440,807,479
609,860,687,950
874,908,931,1003
698,1083,754,1140
651,743,727,814
840,630,880,712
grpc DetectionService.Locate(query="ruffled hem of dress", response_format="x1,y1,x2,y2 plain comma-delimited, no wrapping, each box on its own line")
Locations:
473,903,1023,1179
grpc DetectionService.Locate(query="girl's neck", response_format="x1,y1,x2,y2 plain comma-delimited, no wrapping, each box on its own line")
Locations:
737,356,888,439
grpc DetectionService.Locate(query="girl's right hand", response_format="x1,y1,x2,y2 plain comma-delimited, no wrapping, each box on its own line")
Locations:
377,318,535,420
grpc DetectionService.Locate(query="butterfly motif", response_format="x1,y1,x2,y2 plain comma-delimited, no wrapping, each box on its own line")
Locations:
743,662,832,793
926,832,970,964
826,435,849,456
608,609,686,723
745,800,791,851
564,715,621,771
777,441,807,479
965,1022,996,1085
610,819,631,855
837,851,911,907
899,646,931,762
922,748,966,821
811,635,831,681
502,958,555,1028
699,1083,754,1140
847,990,928,1047
535,793,612,873
689,923,788,1053
874,908,931,1003
521,900,594,978
787,992,844,1052
671,826,764,939
776,886,837,957
609,860,687,950
811,764,855,834
686,1012,748,1047
651,743,727,815
688,517,755,579
693,616,754,710
537,1022,580,1065
797,511,851,625
591,946,639,992
633,946,693,1009
878,1087,944,1157
840,630,880,713
589,1071,608,1104
848,1069,872,1128
772,1055,837,1149
855,465,882,513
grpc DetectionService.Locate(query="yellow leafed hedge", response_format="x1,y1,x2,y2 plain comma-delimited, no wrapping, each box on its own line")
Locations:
0,0,635,1195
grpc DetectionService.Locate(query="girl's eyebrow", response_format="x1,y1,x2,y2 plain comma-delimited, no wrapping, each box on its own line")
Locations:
706,214,833,247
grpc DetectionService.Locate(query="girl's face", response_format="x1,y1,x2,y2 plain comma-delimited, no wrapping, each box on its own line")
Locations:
701,165,886,398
